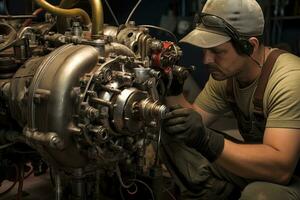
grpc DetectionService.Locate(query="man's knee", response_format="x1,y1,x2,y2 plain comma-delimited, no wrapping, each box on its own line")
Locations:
240,182,282,200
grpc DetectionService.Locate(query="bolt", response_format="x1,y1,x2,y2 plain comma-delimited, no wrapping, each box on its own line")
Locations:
50,136,64,150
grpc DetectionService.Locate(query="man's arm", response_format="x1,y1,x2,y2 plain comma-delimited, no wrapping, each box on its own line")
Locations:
166,94,219,127
163,106,300,184
217,128,300,184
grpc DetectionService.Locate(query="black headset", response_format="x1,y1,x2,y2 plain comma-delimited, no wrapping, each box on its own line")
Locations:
227,30,254,56
197,13,254,56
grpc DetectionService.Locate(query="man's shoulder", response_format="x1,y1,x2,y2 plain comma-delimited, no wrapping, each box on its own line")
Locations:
264,52,300,116
268,52,300,84
273,52,300,72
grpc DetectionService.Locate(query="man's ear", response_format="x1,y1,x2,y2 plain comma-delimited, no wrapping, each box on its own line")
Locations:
248,37,260,53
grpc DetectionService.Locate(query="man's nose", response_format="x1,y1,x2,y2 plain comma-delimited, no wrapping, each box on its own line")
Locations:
202,50,214,64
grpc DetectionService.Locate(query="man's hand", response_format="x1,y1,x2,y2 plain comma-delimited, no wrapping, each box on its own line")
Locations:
164,105,205,148
163,105,225,162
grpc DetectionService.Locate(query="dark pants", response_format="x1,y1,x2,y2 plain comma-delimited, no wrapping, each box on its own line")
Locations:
159,134,300,200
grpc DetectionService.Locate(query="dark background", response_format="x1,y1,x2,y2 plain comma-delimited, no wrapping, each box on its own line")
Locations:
3,0,300,89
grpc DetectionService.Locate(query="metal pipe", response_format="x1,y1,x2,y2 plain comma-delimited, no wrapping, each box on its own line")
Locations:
59,0,79,8
105,42,136,57
89,0,104,38
56,0,79,34
34,0,91,26
22,8,44,27
55,172,62,200
18,26,34,39
71,168,85,199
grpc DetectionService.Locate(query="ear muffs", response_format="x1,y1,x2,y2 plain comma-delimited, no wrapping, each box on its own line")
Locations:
236,39,254,56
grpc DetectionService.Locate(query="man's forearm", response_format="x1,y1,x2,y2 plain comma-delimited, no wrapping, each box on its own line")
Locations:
216,140,294,184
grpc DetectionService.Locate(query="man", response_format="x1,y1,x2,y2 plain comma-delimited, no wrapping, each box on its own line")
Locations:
160,0,300,199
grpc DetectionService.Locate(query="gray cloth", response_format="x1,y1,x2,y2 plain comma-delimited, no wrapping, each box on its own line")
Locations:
160,134,300,200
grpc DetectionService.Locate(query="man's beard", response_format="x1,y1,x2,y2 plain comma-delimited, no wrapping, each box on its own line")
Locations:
206,64,227,81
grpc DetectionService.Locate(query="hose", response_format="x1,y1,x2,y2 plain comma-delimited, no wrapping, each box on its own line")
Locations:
34,0,91,26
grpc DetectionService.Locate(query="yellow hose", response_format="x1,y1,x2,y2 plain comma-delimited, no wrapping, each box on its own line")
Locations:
89,0,104,37
59,0,79,8
34,0,91,26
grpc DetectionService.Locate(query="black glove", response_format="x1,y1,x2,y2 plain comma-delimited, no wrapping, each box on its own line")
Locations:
163,105,225,162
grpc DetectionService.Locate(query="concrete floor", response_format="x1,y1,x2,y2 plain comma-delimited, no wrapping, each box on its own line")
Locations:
0,173,54,200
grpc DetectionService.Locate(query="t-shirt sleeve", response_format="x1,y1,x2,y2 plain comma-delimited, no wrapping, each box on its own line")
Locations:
194,75,231,114
265,54,300,128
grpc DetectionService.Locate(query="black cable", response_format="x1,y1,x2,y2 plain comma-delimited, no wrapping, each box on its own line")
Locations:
103,0,119,26
247,46,266,69
161,186,177,200
116,165,134,189
140,24,178,43
248,55,263,68
125,0,142,24
119,179,155,200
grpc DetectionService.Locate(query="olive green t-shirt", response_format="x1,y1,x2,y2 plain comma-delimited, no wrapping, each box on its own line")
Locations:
195,52,300,129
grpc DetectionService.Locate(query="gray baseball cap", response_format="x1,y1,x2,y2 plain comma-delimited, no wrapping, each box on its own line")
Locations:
180,0,265,48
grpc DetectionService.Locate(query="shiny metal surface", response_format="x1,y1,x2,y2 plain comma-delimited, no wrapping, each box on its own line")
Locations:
0,0,188,198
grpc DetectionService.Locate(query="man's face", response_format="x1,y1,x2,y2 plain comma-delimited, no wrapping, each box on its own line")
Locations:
202,41,246,81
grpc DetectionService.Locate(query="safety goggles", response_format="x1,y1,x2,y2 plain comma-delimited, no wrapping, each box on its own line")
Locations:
195,13,240,40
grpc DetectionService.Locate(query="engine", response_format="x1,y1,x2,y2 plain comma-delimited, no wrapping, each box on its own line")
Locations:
0,0,190,199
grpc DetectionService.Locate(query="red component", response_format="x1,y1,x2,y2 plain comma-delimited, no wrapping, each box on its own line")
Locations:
151,41,173,74
152,53,160,67
164,67,172,74
162,41,173,49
